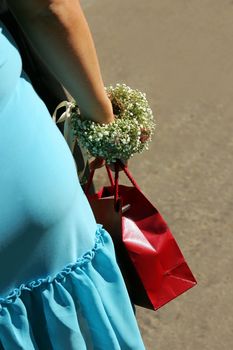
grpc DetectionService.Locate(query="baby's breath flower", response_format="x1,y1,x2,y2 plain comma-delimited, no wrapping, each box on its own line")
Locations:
70,83,156,164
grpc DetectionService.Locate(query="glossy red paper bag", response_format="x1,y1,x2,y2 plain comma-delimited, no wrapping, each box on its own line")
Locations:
85,162,197,310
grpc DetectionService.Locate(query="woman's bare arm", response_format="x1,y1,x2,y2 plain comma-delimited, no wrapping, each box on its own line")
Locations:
6,0,114,124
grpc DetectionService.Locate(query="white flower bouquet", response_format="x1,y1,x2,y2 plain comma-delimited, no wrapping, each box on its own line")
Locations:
53,83,156,164
73,84,156,163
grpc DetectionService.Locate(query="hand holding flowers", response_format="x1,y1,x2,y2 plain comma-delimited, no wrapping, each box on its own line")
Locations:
71,83,156,165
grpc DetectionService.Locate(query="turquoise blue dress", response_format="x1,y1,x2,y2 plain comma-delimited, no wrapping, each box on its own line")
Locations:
0,22,145,349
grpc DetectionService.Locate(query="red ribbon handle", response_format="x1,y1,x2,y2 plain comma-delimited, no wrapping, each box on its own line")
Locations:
84,159,141,211
84,164,114,194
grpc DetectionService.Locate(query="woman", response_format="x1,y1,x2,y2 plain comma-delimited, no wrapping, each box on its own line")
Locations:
0,0,145,349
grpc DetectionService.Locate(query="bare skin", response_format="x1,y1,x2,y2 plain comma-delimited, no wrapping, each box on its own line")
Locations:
6,0,127,170
89,157,128,172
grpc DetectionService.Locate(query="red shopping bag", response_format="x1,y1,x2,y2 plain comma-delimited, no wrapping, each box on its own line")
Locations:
85,161,197,310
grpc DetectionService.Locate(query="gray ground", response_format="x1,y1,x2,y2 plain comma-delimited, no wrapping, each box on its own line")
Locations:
81,1,233,349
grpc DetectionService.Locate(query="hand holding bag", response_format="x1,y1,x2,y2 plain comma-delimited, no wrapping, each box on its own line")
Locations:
85,161,197,310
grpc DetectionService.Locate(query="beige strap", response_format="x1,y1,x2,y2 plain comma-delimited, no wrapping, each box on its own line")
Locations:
52,101,90,183
52,101,77,153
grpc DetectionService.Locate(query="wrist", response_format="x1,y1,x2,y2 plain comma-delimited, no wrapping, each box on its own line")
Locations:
78,96,115,124
96,97,115,124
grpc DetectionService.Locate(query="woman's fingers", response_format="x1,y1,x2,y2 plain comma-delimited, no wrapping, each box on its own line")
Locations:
89,157,105,171
108,159,128,172
89,157,128,172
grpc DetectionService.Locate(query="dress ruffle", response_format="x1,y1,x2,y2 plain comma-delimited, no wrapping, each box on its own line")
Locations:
0,225,145,350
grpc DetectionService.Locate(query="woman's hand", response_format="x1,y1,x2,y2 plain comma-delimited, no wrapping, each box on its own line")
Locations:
89,157,128,172
88,100,128,171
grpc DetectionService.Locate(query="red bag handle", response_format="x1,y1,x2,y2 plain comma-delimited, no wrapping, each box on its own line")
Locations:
84,164,114,194
84,160,141,210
